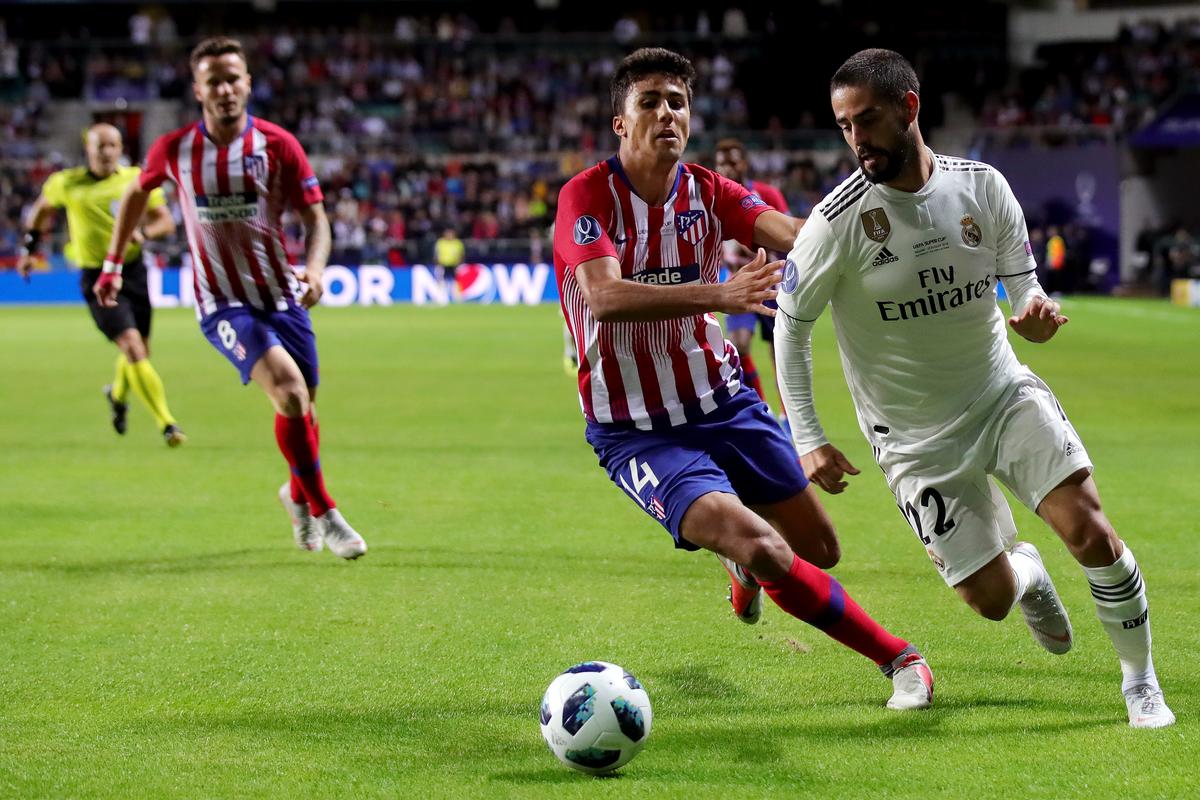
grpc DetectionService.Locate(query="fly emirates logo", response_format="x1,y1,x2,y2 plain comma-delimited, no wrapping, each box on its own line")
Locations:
876,265,992,322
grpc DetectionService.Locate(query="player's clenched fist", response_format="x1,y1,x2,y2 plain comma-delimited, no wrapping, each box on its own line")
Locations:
93,272,123,308
719,247,782,316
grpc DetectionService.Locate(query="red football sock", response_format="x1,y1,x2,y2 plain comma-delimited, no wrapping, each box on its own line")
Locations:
290,413,321,503
275,412,335,517
757,554,909,666
742,353,767,401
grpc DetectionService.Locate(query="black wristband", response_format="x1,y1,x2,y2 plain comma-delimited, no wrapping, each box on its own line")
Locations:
22,229,42,250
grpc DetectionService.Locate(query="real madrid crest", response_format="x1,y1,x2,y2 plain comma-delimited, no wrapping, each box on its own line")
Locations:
960,214,982,248
860,207,891,243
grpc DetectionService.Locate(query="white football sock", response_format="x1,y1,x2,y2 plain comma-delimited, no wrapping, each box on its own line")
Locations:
1083,543,1157,694
1007,545,1041,614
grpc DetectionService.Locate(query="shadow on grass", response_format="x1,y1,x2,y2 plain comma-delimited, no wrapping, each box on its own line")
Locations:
0,548,340,576
489,767,621,785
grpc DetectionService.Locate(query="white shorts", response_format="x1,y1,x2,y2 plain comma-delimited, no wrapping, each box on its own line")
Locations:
874,372,1093,587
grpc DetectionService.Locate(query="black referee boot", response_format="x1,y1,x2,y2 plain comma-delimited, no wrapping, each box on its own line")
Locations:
103,385,128,435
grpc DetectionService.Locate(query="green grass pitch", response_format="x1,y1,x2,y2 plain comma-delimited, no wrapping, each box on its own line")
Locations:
1,298,1196,798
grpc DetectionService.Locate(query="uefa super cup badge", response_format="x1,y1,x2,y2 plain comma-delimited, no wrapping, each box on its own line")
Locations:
960,214,982,247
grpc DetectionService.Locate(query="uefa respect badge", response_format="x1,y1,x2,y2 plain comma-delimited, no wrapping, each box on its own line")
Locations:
781,259,799,293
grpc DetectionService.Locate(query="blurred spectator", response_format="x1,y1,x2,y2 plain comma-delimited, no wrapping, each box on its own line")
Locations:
1166,227,1200,282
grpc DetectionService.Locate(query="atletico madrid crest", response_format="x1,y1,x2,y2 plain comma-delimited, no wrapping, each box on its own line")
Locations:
675,210,709,245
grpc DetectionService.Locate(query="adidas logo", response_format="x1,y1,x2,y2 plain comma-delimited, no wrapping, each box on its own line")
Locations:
1064,440,1080,457
871,246,899,266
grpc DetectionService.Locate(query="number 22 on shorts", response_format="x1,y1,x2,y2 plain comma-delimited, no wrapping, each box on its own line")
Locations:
898,486,956,545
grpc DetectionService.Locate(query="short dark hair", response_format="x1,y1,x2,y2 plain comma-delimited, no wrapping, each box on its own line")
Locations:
714,137,745,155
610,47,695,116
830,48,919,107
190,36,247,72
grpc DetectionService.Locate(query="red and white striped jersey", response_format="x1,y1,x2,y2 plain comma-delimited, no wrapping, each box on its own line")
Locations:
554,156,772,430
139,115,324,318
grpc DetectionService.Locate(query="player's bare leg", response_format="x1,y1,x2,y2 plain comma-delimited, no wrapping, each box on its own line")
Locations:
711,487,840,624
952,547,1073,654
1037,469,1173,728
752,486,841,569
253,347,366,559
684,491,932,710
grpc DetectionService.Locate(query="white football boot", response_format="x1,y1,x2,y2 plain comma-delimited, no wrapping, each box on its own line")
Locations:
1011,542,1073,654
714,553,763,624
318,508,368,560
279,483,323,552
1125,684,1176,729
887,651,934,711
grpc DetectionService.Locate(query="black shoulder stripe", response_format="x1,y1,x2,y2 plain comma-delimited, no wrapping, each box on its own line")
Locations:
823,183,871,221
777,307,818,324
995,268,1036,278
817,176,866,215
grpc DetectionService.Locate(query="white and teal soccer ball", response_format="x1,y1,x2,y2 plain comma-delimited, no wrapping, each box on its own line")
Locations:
539,661,652,775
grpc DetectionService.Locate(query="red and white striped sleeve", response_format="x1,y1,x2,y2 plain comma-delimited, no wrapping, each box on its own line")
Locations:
712,172,772,248
553,174,617,273
139,135,172,191
273,129,324,209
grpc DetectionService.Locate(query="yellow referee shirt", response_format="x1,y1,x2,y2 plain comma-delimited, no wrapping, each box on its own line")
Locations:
40,166,167,268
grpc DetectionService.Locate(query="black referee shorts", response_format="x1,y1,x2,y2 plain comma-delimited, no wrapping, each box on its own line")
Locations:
80,257,152,341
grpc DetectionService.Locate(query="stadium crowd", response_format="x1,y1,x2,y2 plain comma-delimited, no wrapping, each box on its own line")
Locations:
2,8,1197,288
980,18,1199,133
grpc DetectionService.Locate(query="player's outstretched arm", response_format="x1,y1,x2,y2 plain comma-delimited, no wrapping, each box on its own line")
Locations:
1008,294,1068,343
297,203,331,309
576,250,782,322
752,210,806,253
95,181,151,307
17,196,55,280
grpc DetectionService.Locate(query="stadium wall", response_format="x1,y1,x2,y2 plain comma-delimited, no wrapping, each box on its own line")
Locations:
0,265,561,307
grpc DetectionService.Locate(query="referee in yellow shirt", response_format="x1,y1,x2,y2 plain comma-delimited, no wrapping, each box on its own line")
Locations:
18,123,186,446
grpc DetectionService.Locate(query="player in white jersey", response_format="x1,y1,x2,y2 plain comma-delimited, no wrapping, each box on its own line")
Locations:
775,48,1173,728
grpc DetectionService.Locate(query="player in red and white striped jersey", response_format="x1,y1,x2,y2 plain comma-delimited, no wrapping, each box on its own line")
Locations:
96,37,366,560
554,48,934,710
713,137,789,413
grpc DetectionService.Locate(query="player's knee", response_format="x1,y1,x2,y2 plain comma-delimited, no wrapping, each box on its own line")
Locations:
1063,514,1120,564
116,332,147,361
967,594,1012,622
956,572,1014,621
736,530,792,581
805,521,841,569
275,382,309,417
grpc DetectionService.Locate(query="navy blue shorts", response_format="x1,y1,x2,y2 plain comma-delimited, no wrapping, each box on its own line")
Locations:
585,385,808,550
200,304,319,387
724,299,777,342
725,312,758,333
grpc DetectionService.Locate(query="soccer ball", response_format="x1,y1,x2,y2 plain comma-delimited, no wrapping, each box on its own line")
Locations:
539,661,652,774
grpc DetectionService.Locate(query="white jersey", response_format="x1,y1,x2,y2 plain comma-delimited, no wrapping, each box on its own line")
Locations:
777,149,1038,454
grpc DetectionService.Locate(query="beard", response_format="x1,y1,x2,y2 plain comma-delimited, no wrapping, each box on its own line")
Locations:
857,127,916,184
